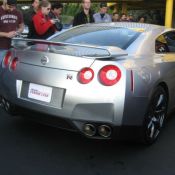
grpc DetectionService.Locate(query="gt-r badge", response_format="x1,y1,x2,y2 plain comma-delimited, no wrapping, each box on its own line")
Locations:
66,74,73,80
41,56,49,65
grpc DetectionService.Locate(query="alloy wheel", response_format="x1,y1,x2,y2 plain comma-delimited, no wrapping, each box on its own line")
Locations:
143,86,168,144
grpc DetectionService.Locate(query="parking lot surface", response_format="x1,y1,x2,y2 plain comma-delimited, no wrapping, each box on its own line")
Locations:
0,108,175,175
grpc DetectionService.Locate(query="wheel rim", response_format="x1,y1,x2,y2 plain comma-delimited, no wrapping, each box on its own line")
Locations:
145,92,167,141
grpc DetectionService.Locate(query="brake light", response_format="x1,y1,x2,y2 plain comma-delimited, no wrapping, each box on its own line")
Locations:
10,57,18,71
78,67,94,84
3,51,12,68
99,65,121,86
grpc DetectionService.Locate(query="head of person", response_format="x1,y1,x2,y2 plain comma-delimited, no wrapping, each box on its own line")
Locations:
39,0,51,16
120,13,127,21
99,2,108,14
138,16,145,23
82,0,91,11
32,0,40,12
3,0,16,12
112,12,120,22
51,2,63,17
128,14,134,21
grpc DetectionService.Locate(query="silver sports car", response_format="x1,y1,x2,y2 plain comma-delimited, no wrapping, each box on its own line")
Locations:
1,22,175,144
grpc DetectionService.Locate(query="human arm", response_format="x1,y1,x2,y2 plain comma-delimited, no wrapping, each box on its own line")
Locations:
55,21,63,31
33,15,55,35
16,23,24,35
0,31,17,38
0,22,24,38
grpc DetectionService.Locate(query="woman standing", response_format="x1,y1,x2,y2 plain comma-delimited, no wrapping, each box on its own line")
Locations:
31,0,56,39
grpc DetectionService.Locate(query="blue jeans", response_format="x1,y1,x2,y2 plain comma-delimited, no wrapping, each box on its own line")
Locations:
0,49,7,64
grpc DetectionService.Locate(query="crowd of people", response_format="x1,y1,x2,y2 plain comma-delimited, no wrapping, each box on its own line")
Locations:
0,0,148,59
0,0,63,58
72,0,146,26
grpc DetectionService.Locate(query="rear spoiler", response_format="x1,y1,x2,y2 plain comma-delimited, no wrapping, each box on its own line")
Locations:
12,38,128,59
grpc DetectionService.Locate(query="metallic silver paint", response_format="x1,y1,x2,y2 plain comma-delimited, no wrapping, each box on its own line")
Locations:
1,22,175,139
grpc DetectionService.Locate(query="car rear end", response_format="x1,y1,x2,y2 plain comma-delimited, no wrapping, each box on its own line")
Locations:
0,24,146,140
0,41,131,139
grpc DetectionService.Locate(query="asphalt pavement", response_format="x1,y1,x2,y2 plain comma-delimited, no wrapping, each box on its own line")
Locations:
0,107,175,175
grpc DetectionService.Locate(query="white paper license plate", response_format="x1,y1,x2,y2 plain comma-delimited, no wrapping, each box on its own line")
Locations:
28,83,52,103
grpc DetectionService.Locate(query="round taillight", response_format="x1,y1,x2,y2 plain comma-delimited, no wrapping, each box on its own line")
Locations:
3,51,12,68
99,65,121,86
10,57,18,71
78,67,94,84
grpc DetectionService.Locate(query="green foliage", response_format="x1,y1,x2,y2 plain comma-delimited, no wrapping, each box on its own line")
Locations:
63,3,81,16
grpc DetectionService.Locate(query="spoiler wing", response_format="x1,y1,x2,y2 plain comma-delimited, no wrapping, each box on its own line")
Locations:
12,38,128,59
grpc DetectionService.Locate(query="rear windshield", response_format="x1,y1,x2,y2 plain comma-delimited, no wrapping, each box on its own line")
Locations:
51,26,141,50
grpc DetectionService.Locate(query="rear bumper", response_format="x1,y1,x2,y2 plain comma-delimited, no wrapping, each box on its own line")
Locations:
0,97,142,140
1,83,148,127
1,86,117,123
21,105,142,140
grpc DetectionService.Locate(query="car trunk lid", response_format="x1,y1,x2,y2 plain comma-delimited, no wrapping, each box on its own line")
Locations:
15,50,95,71
13,38,128,71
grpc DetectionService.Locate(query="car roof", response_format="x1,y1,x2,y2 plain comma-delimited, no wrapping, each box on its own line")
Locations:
80,22,169,33
49,22,174,56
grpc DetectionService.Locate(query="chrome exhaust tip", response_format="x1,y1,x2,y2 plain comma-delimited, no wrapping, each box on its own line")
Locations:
83,124,96,137
98,125,112,138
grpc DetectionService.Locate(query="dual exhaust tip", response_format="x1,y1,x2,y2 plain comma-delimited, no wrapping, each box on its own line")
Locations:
83,123,112,138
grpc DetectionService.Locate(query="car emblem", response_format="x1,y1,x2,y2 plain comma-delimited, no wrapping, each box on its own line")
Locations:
41,56,49,65
66,74,73,80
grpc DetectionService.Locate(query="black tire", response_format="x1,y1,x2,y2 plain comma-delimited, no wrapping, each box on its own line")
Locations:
141,86,168,145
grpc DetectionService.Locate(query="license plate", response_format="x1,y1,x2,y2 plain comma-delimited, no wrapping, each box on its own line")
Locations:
28,83,52,103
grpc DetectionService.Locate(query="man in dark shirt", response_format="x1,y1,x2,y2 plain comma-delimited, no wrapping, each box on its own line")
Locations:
24,0,40,38
73,0,94,26
0,0,24,61
48,2,63,32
